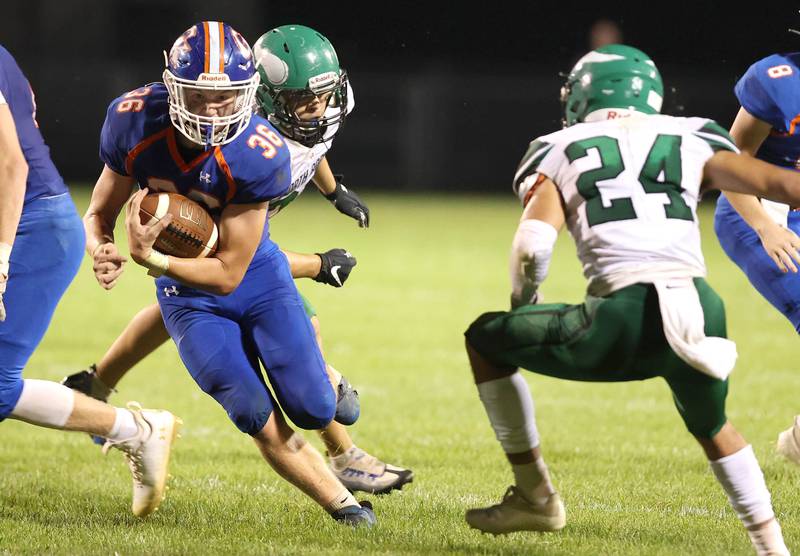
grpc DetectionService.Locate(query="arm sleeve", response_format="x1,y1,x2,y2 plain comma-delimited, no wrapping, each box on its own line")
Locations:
691,119,740,154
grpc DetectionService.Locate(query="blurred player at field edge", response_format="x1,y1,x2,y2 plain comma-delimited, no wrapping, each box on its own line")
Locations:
64,24,412,495
0,44,178,518
712,51,800,464
464,45,794,555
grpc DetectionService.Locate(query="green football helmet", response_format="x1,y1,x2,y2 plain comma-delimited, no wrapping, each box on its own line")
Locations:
560,44,663,127
252,24,349,146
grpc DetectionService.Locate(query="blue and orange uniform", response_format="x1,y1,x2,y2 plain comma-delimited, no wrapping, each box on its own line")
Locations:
100,83,336,434
0,45,85,419
714,52,800,331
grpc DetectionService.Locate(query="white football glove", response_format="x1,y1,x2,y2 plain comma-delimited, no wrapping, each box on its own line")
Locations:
509,219,557,309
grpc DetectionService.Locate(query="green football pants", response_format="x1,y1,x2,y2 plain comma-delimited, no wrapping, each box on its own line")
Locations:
300,292,317,318
465,279,729,438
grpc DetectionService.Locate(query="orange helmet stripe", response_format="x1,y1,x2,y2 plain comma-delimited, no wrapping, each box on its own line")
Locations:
218,22,225,73
202,21,210,74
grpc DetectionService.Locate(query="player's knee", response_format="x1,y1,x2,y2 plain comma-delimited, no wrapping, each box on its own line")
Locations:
0,375,25,421
465,334,515,384
285,390,336,430
684,412,726,440
229,402,272,436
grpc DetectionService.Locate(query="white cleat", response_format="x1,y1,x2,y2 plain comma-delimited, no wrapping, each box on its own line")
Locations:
103,402,181,517
776,415,800,465
466,486,566,534
330,446,414,494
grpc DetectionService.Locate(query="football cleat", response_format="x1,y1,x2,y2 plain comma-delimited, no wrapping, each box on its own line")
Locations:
61,364,113,402
102,402,181,517
330,446,413,494
330,500,377,528
465,486,566,534
334,376,360,426
776,415,800,465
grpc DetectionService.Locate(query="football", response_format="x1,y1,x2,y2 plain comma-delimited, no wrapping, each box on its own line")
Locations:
139,192,218,258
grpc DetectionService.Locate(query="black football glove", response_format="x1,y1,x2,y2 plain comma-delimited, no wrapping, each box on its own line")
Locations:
314,248,357,287
324,175,370,228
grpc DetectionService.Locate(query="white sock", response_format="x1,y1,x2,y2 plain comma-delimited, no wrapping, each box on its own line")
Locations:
476,373,540,454
710,445,776,529
325,488,359,513
513,457,555,505
106,407,139,441
10,379,75,428
747,519,790,556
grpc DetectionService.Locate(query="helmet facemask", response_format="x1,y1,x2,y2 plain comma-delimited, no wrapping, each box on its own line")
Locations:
264,70,349,147
163,68,259,148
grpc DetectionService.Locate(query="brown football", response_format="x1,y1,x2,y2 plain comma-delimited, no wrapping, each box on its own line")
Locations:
139,192,218,258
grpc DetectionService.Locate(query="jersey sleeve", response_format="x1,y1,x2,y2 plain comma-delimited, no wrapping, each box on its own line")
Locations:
734,55,793,130
689,118,740,154
512,136,557,205
99,99,129,175
229,147,292,205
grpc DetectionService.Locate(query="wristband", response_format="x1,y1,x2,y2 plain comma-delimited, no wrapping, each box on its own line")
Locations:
143,250,169,278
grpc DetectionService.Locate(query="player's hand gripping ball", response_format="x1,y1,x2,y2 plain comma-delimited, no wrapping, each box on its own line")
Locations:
139,192,218,258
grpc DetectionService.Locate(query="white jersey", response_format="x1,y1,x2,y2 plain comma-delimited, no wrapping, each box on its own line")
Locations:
268,81,355,218
514,113,739,296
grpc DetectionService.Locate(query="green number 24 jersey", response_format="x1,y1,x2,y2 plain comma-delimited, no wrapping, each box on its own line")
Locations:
514,114,739,296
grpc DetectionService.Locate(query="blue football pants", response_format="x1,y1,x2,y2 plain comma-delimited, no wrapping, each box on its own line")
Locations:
715,195,800,332
157,248,335,435
0,194,85,420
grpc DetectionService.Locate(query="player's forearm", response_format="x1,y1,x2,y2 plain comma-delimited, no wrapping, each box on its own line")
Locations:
82,212,116,257
311,157,337,196
83,166,134,256
0,158,27,248
707,151,800,207
282,250,322,279
158,255,247,295
722,191,779,234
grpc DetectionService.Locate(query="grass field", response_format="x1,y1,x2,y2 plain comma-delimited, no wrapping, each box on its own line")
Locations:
0,189,798,555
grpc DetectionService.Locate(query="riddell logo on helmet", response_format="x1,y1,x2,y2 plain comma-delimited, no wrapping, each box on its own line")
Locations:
308,72,337,93
198,73,231,83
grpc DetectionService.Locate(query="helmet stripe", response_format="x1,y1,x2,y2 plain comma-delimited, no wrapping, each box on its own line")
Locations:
202,21,210,74
217,22,225,73
207,21,222,74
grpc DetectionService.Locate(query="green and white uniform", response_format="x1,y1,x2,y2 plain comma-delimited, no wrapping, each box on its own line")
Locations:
265,83,355,316
267,82,355,219
466,113,739,437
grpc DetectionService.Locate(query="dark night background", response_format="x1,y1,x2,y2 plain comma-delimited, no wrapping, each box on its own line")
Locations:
1,1,798,191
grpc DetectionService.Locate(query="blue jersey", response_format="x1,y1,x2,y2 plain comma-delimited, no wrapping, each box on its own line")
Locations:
735,52,800,169
0,45,68,205
99,83,291,250
715,52,800,333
